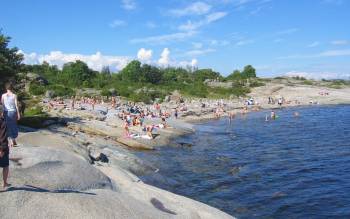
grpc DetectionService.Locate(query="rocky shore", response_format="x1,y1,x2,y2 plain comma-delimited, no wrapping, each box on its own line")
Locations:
2,80,350,219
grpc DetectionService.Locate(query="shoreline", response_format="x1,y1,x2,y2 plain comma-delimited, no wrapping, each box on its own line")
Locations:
7,83,350,218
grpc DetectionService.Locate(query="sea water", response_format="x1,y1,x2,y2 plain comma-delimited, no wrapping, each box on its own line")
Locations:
135,105,350,218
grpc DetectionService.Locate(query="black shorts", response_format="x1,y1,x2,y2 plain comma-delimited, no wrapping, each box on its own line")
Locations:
0,150,9,168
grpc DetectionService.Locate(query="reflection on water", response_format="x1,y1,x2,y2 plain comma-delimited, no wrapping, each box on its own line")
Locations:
134,105,350,218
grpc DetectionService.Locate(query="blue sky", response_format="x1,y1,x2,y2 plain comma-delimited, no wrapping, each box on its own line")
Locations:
1,0,350,78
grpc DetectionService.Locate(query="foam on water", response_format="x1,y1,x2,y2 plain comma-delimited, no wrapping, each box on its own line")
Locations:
135,105,350,218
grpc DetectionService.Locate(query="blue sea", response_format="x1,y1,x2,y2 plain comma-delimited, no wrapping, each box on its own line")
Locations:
135,105,350,218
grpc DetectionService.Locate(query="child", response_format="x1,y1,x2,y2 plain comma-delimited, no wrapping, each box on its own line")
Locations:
0,106,10,190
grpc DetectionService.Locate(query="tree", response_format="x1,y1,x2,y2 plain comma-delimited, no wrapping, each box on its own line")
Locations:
61,60,94,86
0,32,23,81
101,66,111,75
193,69,221,82
119,60,142,82
226,70,242,81
241,65,256,78
141,64,162,84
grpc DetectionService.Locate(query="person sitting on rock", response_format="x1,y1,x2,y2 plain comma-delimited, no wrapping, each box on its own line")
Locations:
0,106,10,190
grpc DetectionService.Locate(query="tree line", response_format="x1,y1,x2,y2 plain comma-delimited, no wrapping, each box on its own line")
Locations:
1,31,257,102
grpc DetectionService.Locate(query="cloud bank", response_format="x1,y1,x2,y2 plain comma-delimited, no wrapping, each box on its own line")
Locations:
19,49,198,72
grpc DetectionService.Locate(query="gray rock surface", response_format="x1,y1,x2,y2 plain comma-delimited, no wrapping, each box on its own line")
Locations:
0,138,233,219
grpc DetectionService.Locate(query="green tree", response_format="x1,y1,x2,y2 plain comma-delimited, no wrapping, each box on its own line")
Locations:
119,60,142,82
141,64,163,84
61,60,94,86
0,32,23,80
241,65,256,78
193,69,221,82
101,66,111,75
226,70,242,81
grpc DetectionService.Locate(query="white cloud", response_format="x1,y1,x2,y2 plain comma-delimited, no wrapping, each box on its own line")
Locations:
319,49,350,57
331,40,348,45
285,70,350,80
20,49,200,72
19,50,40,65
109,19,127,28
146,21,157,29
307,41,320,47
170,1,212,17
275,28,299,35
20,50,130,71
210,39,230,46
279,49,350,59
191,59,198,67
137,48,153,62
274,38,285,43
235,39,254,46
130,31,197,44
178,11,228,31
158,48,171,66
184,48,216,57
178,59,199,68
206,11,228,22
192,42,203,49
121,0,136,10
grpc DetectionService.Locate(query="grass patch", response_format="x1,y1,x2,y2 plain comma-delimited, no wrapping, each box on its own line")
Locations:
19,105,50,128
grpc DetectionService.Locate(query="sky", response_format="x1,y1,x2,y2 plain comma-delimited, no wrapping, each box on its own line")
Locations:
1,0,350,79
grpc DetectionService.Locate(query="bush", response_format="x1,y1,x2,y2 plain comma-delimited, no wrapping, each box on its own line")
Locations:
19,105,49,128
101,89,112,97
231,86,251,97
181,83,208,97
29,83,46,95
48,85,74,97
302,80,313,85
249,81,265,87
292,76,307,81
24,106,46,117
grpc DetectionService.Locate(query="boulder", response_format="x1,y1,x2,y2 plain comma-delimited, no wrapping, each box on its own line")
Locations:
45,90,55,98
164,95,170,102
26,72,48,85
109,88,117,96
170,90,183,103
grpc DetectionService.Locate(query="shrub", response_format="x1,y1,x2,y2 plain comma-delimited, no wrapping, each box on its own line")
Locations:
302,80,313,85
29,83,46,95
48,85,74,97
101,89,112,97
249,81,265,87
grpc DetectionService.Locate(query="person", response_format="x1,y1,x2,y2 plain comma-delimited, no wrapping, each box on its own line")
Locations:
278,98,283,107
0,106,10,190
123,120,130,137
228,112,235,123
271,111,276,120
111,96,116,108
174,108,178,119
1,82,20,147
71,96,75,110
91,97,96,110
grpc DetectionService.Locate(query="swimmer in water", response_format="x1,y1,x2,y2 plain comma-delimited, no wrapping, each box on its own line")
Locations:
228,112,235,123
294,112,299,117
271,111,276,120
265,114,269,122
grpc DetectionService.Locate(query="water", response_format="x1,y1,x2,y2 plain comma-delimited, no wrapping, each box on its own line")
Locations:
134,105,350,218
